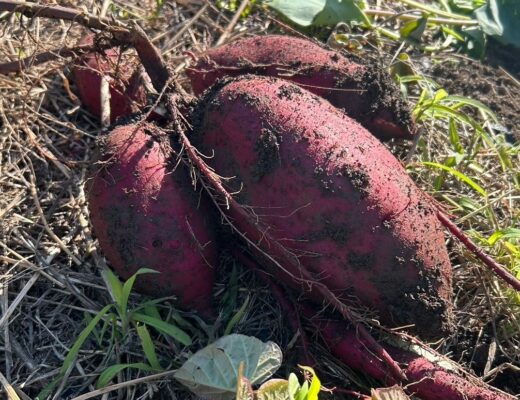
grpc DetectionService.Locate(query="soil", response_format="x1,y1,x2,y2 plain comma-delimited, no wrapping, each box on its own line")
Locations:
427,55,520,142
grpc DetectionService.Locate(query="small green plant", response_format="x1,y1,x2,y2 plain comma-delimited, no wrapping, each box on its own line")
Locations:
37,268,195,399
173,333,321,400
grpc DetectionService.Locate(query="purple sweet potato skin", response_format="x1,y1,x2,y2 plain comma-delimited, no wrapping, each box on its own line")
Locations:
317,317,513,400
73,35,148,122
195,76,452,337
186,35,414,141
88,123,217,317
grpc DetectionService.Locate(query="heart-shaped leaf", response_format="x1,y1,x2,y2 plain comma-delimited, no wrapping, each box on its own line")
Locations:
174,334,282,400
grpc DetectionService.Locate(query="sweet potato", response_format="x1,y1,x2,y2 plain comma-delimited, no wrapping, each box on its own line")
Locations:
193,75,452,338
87,123,217,317
314,316,514,400
73,35,148,122
186,35,414,141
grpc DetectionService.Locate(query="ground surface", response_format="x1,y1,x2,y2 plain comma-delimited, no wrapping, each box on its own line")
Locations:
0,1,519,399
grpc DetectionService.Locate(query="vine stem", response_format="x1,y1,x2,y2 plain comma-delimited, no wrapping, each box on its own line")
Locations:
397,0,472,20
437,210,520,292
0,1,171,92
364,8,478,26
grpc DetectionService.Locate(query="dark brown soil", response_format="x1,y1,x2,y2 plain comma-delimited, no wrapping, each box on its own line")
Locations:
428,56,520,142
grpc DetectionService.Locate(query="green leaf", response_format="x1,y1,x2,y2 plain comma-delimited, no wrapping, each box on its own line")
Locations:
36,305,114,399
61,305,113,376
103,268,123,305
422,161,488,196
400,16,428,42
266,0,368,27
448,118,464,154
488,228,520,245
313,0,370,27
224,295,250,335
288,373,301,399
96,363,156,388
136,324,162,370
474,0,520,48
299,366,320,400
174,334,282,400
295,381,309,400
256,379,291,400
132,312,192,346
121,268,158,316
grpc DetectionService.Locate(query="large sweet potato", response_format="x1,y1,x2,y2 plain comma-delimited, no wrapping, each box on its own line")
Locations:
87,123,217,317
186,35,414,141
193,76,452,338
73,35,148,122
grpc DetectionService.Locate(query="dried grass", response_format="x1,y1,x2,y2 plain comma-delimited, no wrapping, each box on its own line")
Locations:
0,1,519,399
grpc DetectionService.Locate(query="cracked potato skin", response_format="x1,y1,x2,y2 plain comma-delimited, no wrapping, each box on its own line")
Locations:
87,123,217,318
195,76,452,338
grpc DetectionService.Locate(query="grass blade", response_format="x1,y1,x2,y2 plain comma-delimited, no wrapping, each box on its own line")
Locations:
96,363,156,388
103,268,124,306
224,295,250,335
136,323,162,370
121,268,158,316
132,312,192,346
422,161,488,196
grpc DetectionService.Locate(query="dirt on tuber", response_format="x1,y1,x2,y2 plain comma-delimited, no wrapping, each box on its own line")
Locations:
186,34,414,141
193,75,453,338
87,122,217,318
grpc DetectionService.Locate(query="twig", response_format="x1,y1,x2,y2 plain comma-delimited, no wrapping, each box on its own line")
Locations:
215,0,249,46
128,22,171,92
365,8,478,26
0,0,125,30
70,370,178,400
0,1,172,92
437,210,520,292
397,0,471,20
0,44,96,74
0,273,39,330
0,370,20,400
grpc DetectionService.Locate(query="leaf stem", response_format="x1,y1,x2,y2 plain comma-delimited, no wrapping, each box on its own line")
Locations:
396,0,472,20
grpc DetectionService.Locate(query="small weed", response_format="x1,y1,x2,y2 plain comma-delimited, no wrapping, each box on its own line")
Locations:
36,268,197,398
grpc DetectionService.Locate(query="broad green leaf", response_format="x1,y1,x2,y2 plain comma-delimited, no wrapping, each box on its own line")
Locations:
266,0,368,27
132,312,192,346
174,334,282,400
443,95,496,118
257,379,291,400
449,118,464,154
474,0,520,48
143,304,162,320
96,363,156,388
137,324,162,370
313,0,370,27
